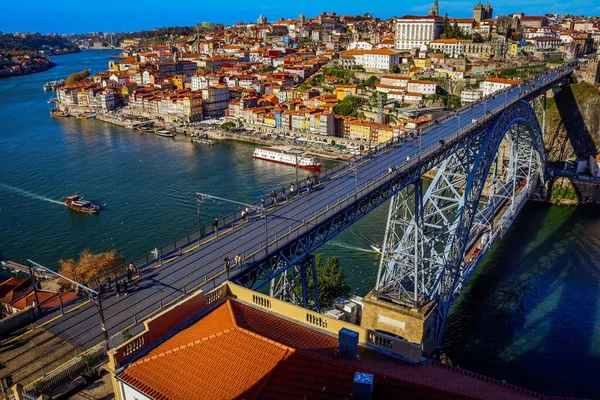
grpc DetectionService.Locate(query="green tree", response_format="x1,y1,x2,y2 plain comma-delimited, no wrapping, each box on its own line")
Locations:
317,255,351,307
220,121,236,131
361,75,378,88
334,95,364,116
391,65,401,73
441,14,452,39
452,22,462,39
472,33,485,43
260,65,275,73
296,254,352,308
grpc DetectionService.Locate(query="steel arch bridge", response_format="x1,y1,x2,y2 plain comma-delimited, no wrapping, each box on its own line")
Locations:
235,67,574,352
375,100,547,350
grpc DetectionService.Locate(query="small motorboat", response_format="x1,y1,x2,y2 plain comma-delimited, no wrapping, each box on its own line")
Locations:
155,130,177,138
50,109,69,118
369,244,382,253
62,195,100,213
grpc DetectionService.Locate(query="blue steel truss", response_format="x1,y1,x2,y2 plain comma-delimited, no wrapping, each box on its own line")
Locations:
375,100,548,351
233,68,572,349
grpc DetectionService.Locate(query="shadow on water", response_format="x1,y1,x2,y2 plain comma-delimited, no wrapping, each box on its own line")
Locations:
443,204,600,398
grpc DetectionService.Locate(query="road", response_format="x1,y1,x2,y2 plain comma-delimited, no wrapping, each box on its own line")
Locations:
0,65,574,386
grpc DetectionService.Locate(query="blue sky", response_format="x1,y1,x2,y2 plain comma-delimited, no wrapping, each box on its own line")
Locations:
1,0,598,34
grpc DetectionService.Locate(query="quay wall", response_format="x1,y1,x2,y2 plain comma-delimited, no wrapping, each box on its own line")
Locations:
546,177,600,205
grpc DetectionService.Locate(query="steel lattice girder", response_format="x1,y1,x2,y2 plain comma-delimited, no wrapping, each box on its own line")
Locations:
375,100,547,348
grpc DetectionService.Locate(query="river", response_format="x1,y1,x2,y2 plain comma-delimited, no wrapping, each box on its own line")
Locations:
0,50,598,398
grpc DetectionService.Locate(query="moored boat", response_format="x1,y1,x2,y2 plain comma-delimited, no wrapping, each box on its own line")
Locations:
253,147,322,170
50,109,69,118
155,130,177,138
62,195,100,213
43,79,65,91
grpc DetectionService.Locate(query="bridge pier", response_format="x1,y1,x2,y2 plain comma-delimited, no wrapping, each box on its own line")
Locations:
360,290,438,355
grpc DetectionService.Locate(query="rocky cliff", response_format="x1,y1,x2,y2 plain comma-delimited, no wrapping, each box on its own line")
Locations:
545,82,600,163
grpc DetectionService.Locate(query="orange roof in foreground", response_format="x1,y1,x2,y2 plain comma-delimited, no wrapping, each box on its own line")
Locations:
119,299,544,400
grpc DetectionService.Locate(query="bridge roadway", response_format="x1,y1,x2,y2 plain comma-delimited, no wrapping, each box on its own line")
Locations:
0,65,573,385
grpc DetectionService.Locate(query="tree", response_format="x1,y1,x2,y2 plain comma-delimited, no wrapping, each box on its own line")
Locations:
361,75,378,88
260,65,275,73
391,65,401,73
220,121,236,131
334,95,364,116
296,254,352,308
316,255,351,307
472,32,485,43
441,14,452,39
59,250,123,287
65,70,90,86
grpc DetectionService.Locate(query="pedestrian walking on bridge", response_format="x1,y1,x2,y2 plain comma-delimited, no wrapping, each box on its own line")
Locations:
212,218,219,234
224,257,231,279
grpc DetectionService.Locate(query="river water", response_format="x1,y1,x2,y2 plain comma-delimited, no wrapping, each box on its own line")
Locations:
0,50,598,398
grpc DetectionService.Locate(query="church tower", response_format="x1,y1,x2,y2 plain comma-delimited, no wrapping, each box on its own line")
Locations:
429,0,439,17
473,1,484,23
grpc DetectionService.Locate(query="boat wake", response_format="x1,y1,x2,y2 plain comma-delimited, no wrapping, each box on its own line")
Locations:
0,183,64,205
330,242,378,253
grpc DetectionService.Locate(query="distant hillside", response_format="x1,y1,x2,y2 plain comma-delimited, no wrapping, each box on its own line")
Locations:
545,82,600,163
0,33,73,52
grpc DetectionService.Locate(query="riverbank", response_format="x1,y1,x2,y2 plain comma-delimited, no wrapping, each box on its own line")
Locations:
57,106,355,161
0,58,56,78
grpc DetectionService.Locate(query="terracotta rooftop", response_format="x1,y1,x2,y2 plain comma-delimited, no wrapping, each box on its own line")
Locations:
118,297,545,400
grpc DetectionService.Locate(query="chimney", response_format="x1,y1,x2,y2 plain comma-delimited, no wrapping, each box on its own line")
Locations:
338,327,358,359
353,372,374,400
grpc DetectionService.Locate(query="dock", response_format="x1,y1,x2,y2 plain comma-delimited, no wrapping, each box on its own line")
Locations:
1,260,54,279
191,133,214,146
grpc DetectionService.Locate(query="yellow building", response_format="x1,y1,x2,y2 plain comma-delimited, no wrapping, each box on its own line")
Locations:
335,85,357,100
347,120,371,141
509,42,521,57
264,113,276,127
413,58,431,69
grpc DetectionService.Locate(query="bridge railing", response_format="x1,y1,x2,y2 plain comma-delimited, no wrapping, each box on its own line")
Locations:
67,63,578,300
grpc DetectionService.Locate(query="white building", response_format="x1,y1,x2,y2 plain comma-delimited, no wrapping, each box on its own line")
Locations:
340,48,401,70
395,15,444,50
461,88,483,104
523,26,559,40
482,77,519,97
429,38,465,58
407,80,437,95
528,37,561,50
348,40,374,50
379,74,410,88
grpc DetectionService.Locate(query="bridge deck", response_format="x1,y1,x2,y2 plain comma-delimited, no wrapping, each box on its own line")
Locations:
0,66,573,386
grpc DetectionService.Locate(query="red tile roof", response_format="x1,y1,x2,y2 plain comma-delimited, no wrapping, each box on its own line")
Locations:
119,299,544,400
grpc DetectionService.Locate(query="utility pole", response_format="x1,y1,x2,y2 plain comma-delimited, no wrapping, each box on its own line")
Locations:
195,193,269,256
27,260,109,344
27,261,41,318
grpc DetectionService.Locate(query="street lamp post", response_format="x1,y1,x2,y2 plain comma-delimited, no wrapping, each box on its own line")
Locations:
27,260,109,344
195,192,269,256
26,261,41,318
289,149,304,197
